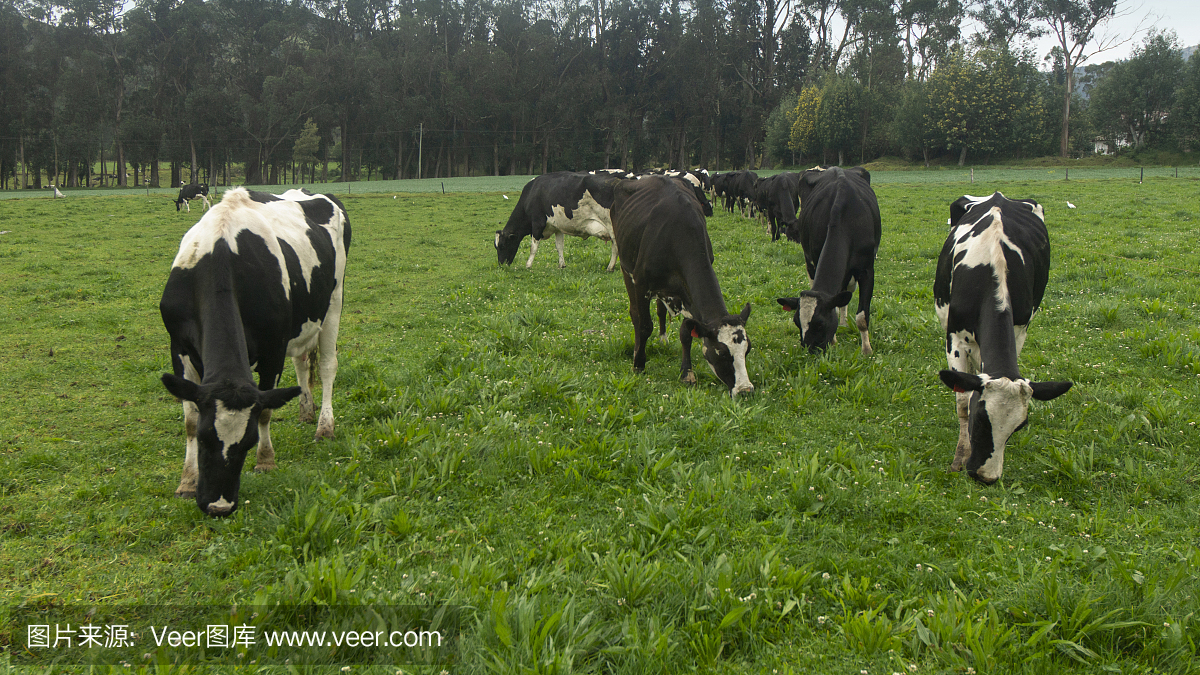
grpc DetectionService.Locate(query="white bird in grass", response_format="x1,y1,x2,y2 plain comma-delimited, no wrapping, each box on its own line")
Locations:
1066,201,1076,209
503,194,509,200
53,185,64,198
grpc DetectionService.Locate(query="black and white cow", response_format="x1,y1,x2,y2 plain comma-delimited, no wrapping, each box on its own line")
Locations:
160,186,350,516
611,175,754,398
753,172,800,241
175,182,211,212
934,192,1072,484
777,166,880,355
496,172,619,271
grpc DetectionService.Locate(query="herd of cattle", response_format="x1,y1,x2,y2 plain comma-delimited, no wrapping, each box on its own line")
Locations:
160,167,1070,516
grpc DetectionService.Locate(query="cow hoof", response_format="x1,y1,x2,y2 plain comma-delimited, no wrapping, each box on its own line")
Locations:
175,489,195,499
681,371,696,385
315,427,335,440
298,410,315,423
967,470,998,486
254,462,276,473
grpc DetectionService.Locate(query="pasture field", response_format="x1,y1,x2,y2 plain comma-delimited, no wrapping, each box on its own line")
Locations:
0,177,1198,673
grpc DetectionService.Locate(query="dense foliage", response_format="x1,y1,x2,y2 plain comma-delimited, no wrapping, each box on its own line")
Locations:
0,0,1197,190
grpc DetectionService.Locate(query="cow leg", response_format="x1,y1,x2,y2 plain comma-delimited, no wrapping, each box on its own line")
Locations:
951,392,971,471
945,332,975,472
656,299,671,342
176,355,201,498
184,200,190,213
606,240,619,272
622,272,650,373
201,194,211,211
677,321,696,384
555,233,566,268
292,352,316,422
177,400,199,498
255,408,276,472
314,301,342,440
525,238,539,268
853,272,873,356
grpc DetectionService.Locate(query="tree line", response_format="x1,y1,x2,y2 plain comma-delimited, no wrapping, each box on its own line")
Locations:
2,0,1197,190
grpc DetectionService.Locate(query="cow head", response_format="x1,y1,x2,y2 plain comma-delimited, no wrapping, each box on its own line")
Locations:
684,303,754,398
777,290,853,353
161,374,301,516
938,370,1072,484
495,230,523,265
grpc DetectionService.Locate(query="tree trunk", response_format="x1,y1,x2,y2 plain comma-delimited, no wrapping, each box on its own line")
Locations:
958,146,967,166
151,156,160,188
1060,67,1073,158
493,138,499,176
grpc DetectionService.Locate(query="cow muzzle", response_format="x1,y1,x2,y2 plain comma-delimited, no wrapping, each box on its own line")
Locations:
204,496,238,517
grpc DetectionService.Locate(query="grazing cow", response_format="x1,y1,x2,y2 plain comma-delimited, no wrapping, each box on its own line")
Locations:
777,166,881,355
934,192,1072,484
176,182,211,212
160,187,350,516
728,170,759,217
753,172,800,241
611,175,754,398
495,172,619,271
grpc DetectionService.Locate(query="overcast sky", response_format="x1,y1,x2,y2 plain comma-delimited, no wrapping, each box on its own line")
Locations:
1014,0,1200,64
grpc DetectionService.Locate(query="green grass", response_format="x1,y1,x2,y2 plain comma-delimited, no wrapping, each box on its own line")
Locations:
1,178,1198,673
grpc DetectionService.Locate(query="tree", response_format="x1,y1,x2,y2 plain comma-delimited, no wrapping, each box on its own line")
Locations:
789,84,823,158
816,75,861,164
293,119,321,183
765,91,800,166
893,79,936,164
925,47,1026,164
1174,51,1200,151
1088,31,1184,149
1036,0,1133,157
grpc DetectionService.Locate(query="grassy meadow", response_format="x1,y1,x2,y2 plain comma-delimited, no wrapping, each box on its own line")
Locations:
0,176,1198,673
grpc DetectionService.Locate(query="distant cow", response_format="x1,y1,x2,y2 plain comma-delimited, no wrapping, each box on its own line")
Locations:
778,166,881,355
753,172,800,241
160,187,350,516
496,172,619,271
935,192,1071,484
175,182,211,212
611,175,754,397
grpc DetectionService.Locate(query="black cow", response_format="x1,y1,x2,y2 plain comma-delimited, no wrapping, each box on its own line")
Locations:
777,166,881,355
934,192,1072,484
753,172,800,241
160,187,350,516
730,170,759,217
496,172,619,271
175,182,211,212
611,175,754,397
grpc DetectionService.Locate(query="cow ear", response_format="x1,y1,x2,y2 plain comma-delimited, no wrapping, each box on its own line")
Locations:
939,370,983,393
777,297,799,312
738,302,751,322
260,386,302,410
949,196,972,227
848,167,871,184
683,318,713,340
1030,380,1072,401
162,373,201,403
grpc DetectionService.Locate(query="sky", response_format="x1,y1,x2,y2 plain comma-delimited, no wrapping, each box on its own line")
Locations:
1015,0,1200,64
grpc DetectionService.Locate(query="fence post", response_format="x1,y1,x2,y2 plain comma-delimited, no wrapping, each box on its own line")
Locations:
1140,167,1144,184
1065,168,1069,181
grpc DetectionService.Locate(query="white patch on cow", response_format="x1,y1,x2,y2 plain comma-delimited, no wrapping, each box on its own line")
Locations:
796,296,818,337
171,188,340,302
208,496,235,513
946,329,979,373
494,232,501,248
682,173,701,188
1014,323,1029,356
950,206,1026,312
215,400,253,461
545,190,614,241
974,376,1033,483
717,324,754,397
934,300,950,331
287,319,324,357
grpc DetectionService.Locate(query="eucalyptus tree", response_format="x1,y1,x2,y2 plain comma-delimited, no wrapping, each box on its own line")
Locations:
1035,0,1131,156
897,0,963,80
